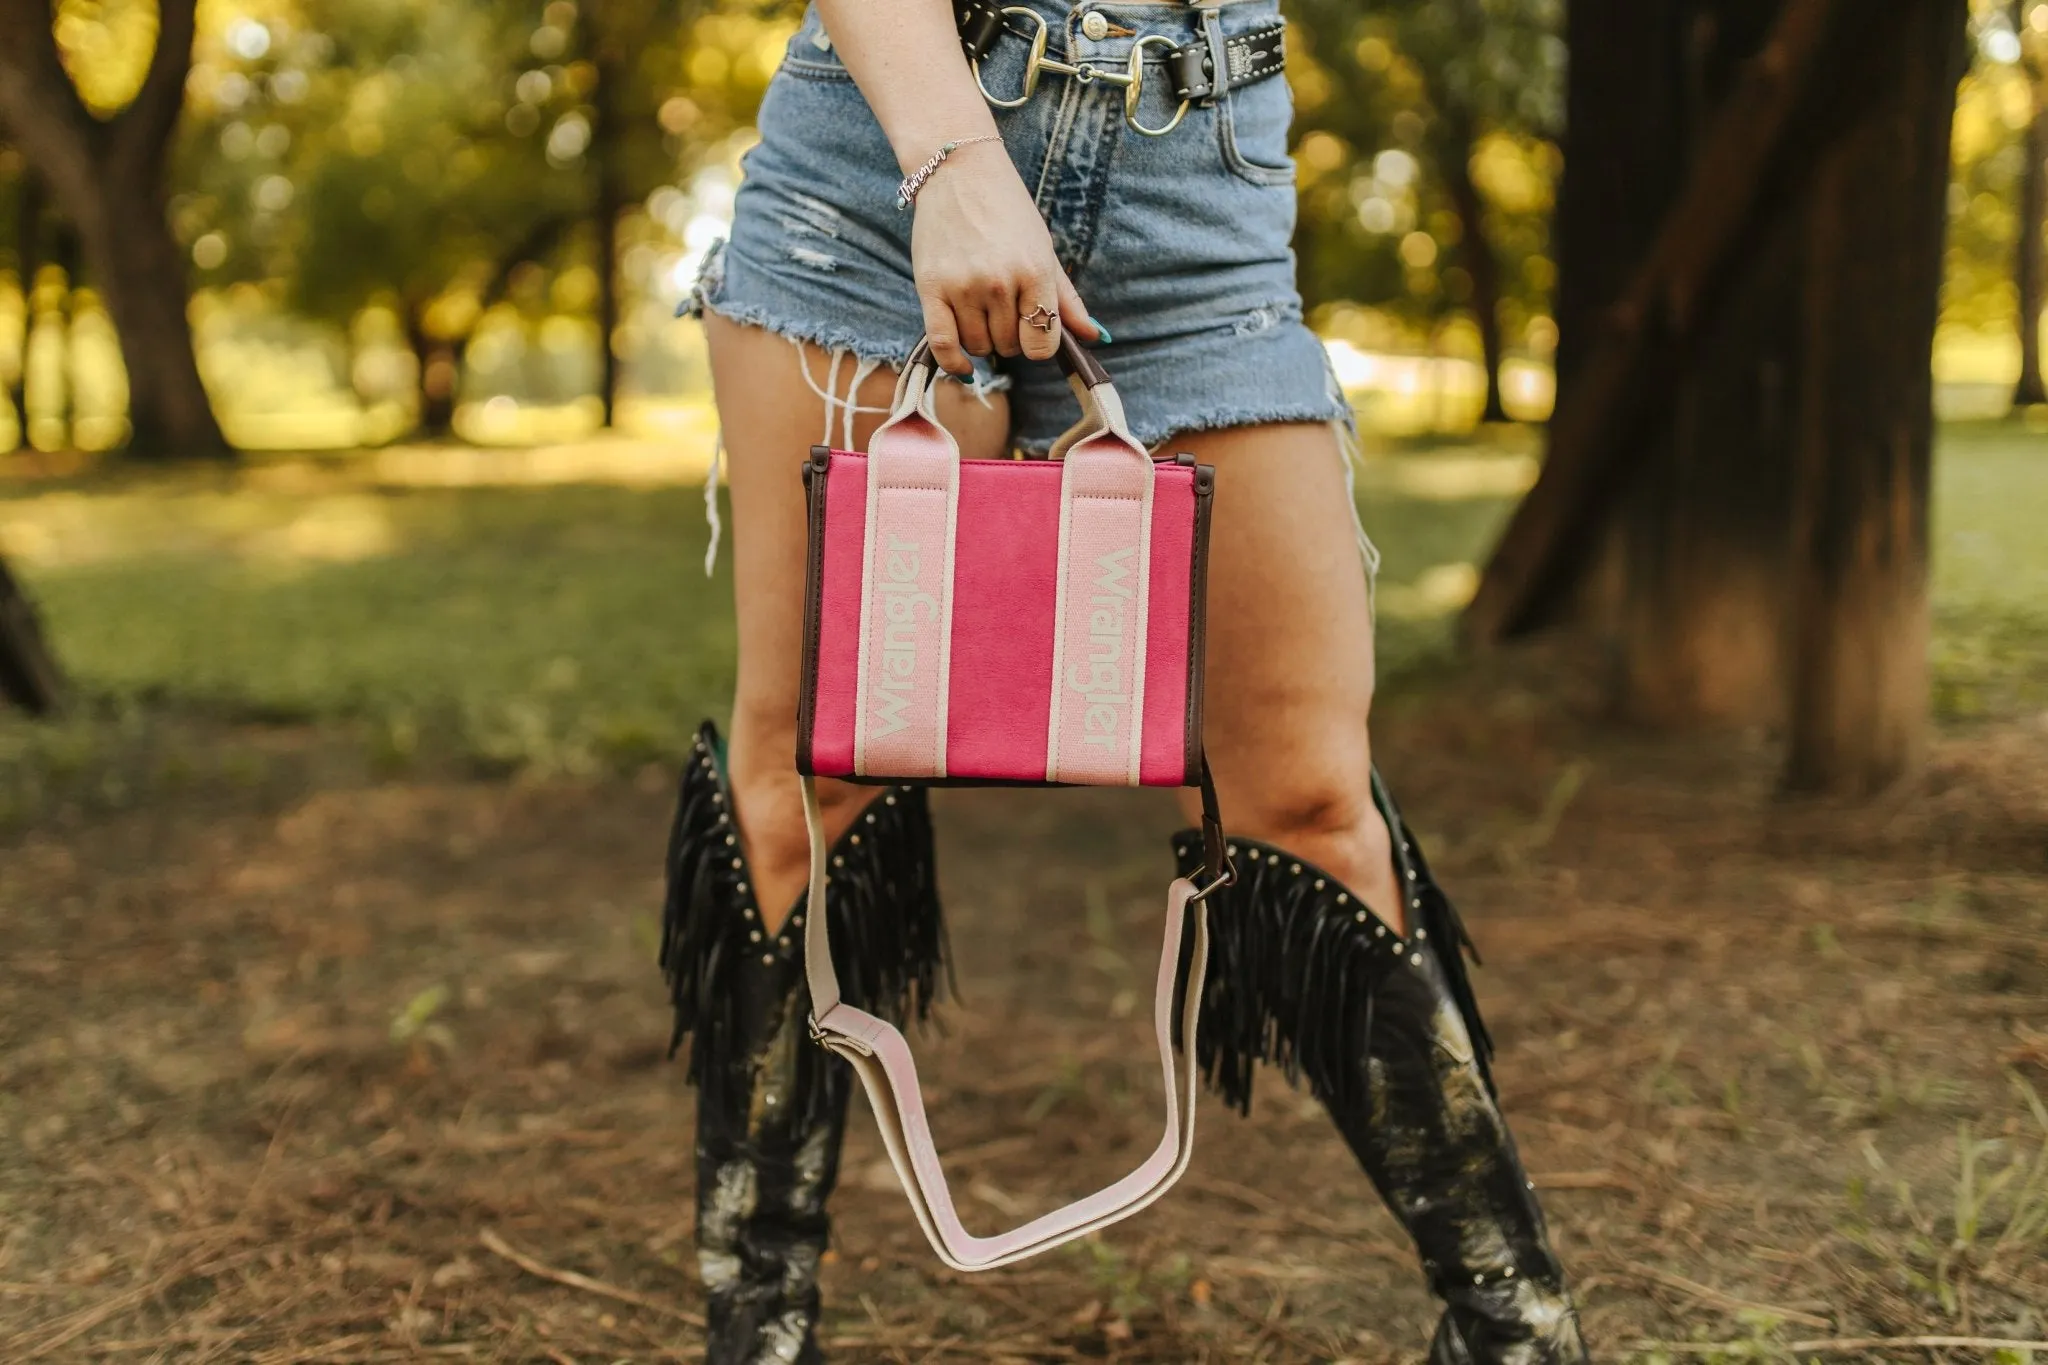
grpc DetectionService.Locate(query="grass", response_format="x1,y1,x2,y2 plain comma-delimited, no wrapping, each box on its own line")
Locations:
0,423,2041,824
1929,424,2048,721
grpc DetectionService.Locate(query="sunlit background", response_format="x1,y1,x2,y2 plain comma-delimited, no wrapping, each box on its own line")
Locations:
1,0,2042,458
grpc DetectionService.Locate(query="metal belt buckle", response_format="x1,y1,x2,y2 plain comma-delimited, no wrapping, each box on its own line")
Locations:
972,7,1192,137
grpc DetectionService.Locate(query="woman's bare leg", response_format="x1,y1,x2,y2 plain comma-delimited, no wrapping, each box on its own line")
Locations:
1169,421,1406,934
1172,423,1589,1365
705,313,1011,931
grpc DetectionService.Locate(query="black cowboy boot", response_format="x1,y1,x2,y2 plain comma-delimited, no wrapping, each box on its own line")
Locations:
661,722,945,1364
1173,772,1589,1364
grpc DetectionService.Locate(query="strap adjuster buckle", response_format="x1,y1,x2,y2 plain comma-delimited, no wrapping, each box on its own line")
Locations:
806,1011,875,1057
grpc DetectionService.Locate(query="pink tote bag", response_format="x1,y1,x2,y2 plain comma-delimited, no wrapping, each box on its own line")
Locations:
793,334,1234,1270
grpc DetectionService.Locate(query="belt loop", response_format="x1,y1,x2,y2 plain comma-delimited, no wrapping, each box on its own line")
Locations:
1197,2,1229,105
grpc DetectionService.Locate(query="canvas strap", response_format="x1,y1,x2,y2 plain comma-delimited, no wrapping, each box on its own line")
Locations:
800,761,1229,1271
849,346,961,780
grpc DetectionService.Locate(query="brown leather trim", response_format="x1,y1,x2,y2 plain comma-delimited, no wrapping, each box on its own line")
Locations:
1055,329,1112,389
1183,462,1215,787
795,445,834,776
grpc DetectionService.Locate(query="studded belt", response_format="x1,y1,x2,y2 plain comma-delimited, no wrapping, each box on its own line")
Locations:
953,0,1287,136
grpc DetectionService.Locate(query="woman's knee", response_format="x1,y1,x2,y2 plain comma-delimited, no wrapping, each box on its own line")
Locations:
1236,777,1379,856
1222,765,1404,925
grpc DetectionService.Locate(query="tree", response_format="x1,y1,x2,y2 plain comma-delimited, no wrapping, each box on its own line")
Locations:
213,0,590,438
577,0,687,428
1468,0,1969,794
3,153,41,441
192,0,708,438
1290,0,1562,419
0,0,229,457
0,552,63,714
1390,0,1562,423
1552,0,1812,727
2017,0,2047,407
1784,0,1966,792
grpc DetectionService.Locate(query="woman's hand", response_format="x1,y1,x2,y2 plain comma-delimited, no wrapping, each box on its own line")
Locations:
909,142,1097,375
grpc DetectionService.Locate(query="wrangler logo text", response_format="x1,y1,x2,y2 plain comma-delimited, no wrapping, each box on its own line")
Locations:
1069,545,1136,749
870,534,935,739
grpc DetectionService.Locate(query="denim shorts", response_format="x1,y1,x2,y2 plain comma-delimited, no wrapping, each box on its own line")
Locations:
688,0,1348,455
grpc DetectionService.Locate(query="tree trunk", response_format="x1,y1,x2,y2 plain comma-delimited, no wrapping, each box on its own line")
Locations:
1466,0,1849,648
1439,117,1510,424
1784,0,1965,793
1611,0,1805,727
1616,202,1804,726
2016,0,2047,408
401,213,574,440
0,553,64,714
1485,0,1961,787
8,166,42,440
51,219,80,446
0,0,229,459
1551,1,1690,404
72,181,222,456
1547,0,1690,675
587,36,628,428
404,303,463,440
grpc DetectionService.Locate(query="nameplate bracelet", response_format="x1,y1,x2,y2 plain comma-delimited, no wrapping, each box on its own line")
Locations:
896,134,1004,210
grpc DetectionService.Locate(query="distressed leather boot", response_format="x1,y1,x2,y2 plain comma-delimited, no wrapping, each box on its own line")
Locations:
1173,771,1589,1364
661,723,944,1364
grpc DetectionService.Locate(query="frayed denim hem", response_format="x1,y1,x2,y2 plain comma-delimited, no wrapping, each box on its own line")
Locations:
694,296,921,373
682,237,1010,396
692,288,1015,413
1012,400,1353,458
682,235,905,364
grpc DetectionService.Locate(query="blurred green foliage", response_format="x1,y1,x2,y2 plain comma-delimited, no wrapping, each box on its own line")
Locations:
2,0,2041,452
1288,0,1562,346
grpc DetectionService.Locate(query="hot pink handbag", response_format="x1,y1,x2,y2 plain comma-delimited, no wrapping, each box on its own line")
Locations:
794,334,1233,1270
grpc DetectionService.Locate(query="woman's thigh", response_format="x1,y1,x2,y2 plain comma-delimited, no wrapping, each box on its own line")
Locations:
1169,422,1392,897
704,314,1011,913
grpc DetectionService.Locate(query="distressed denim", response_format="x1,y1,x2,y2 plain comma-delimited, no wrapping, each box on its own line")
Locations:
688,0,1346,454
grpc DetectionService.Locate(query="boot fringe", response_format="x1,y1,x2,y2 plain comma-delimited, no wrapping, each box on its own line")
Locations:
1378,771,1496,1092
661,721,946,1125
1171,771,1495,1115
1171,833,1381,1115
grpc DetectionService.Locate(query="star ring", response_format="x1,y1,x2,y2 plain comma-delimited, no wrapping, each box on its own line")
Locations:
1022,305,1057,333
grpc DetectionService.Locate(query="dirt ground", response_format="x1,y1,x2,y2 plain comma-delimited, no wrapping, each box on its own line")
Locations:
4,656,2046,1364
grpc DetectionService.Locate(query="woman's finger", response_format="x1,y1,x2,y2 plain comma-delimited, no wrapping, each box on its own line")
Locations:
918,290,973,376
986,275,1023,358
1056,272,1099,342
1019,267,1063,361
953,294,995,362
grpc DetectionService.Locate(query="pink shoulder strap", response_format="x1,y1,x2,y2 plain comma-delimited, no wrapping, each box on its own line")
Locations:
802,777,1218,1271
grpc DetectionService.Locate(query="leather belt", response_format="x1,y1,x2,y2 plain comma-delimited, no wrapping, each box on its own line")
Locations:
954,0,1286,136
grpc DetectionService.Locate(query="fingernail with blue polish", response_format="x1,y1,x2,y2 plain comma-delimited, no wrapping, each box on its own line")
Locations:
1090,317,1112,344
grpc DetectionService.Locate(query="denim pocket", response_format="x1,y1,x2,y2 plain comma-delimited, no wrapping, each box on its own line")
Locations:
780,7,853,82
1217,71,1296,188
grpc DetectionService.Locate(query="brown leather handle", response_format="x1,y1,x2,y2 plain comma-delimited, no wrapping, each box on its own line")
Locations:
1055,328,1112,388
